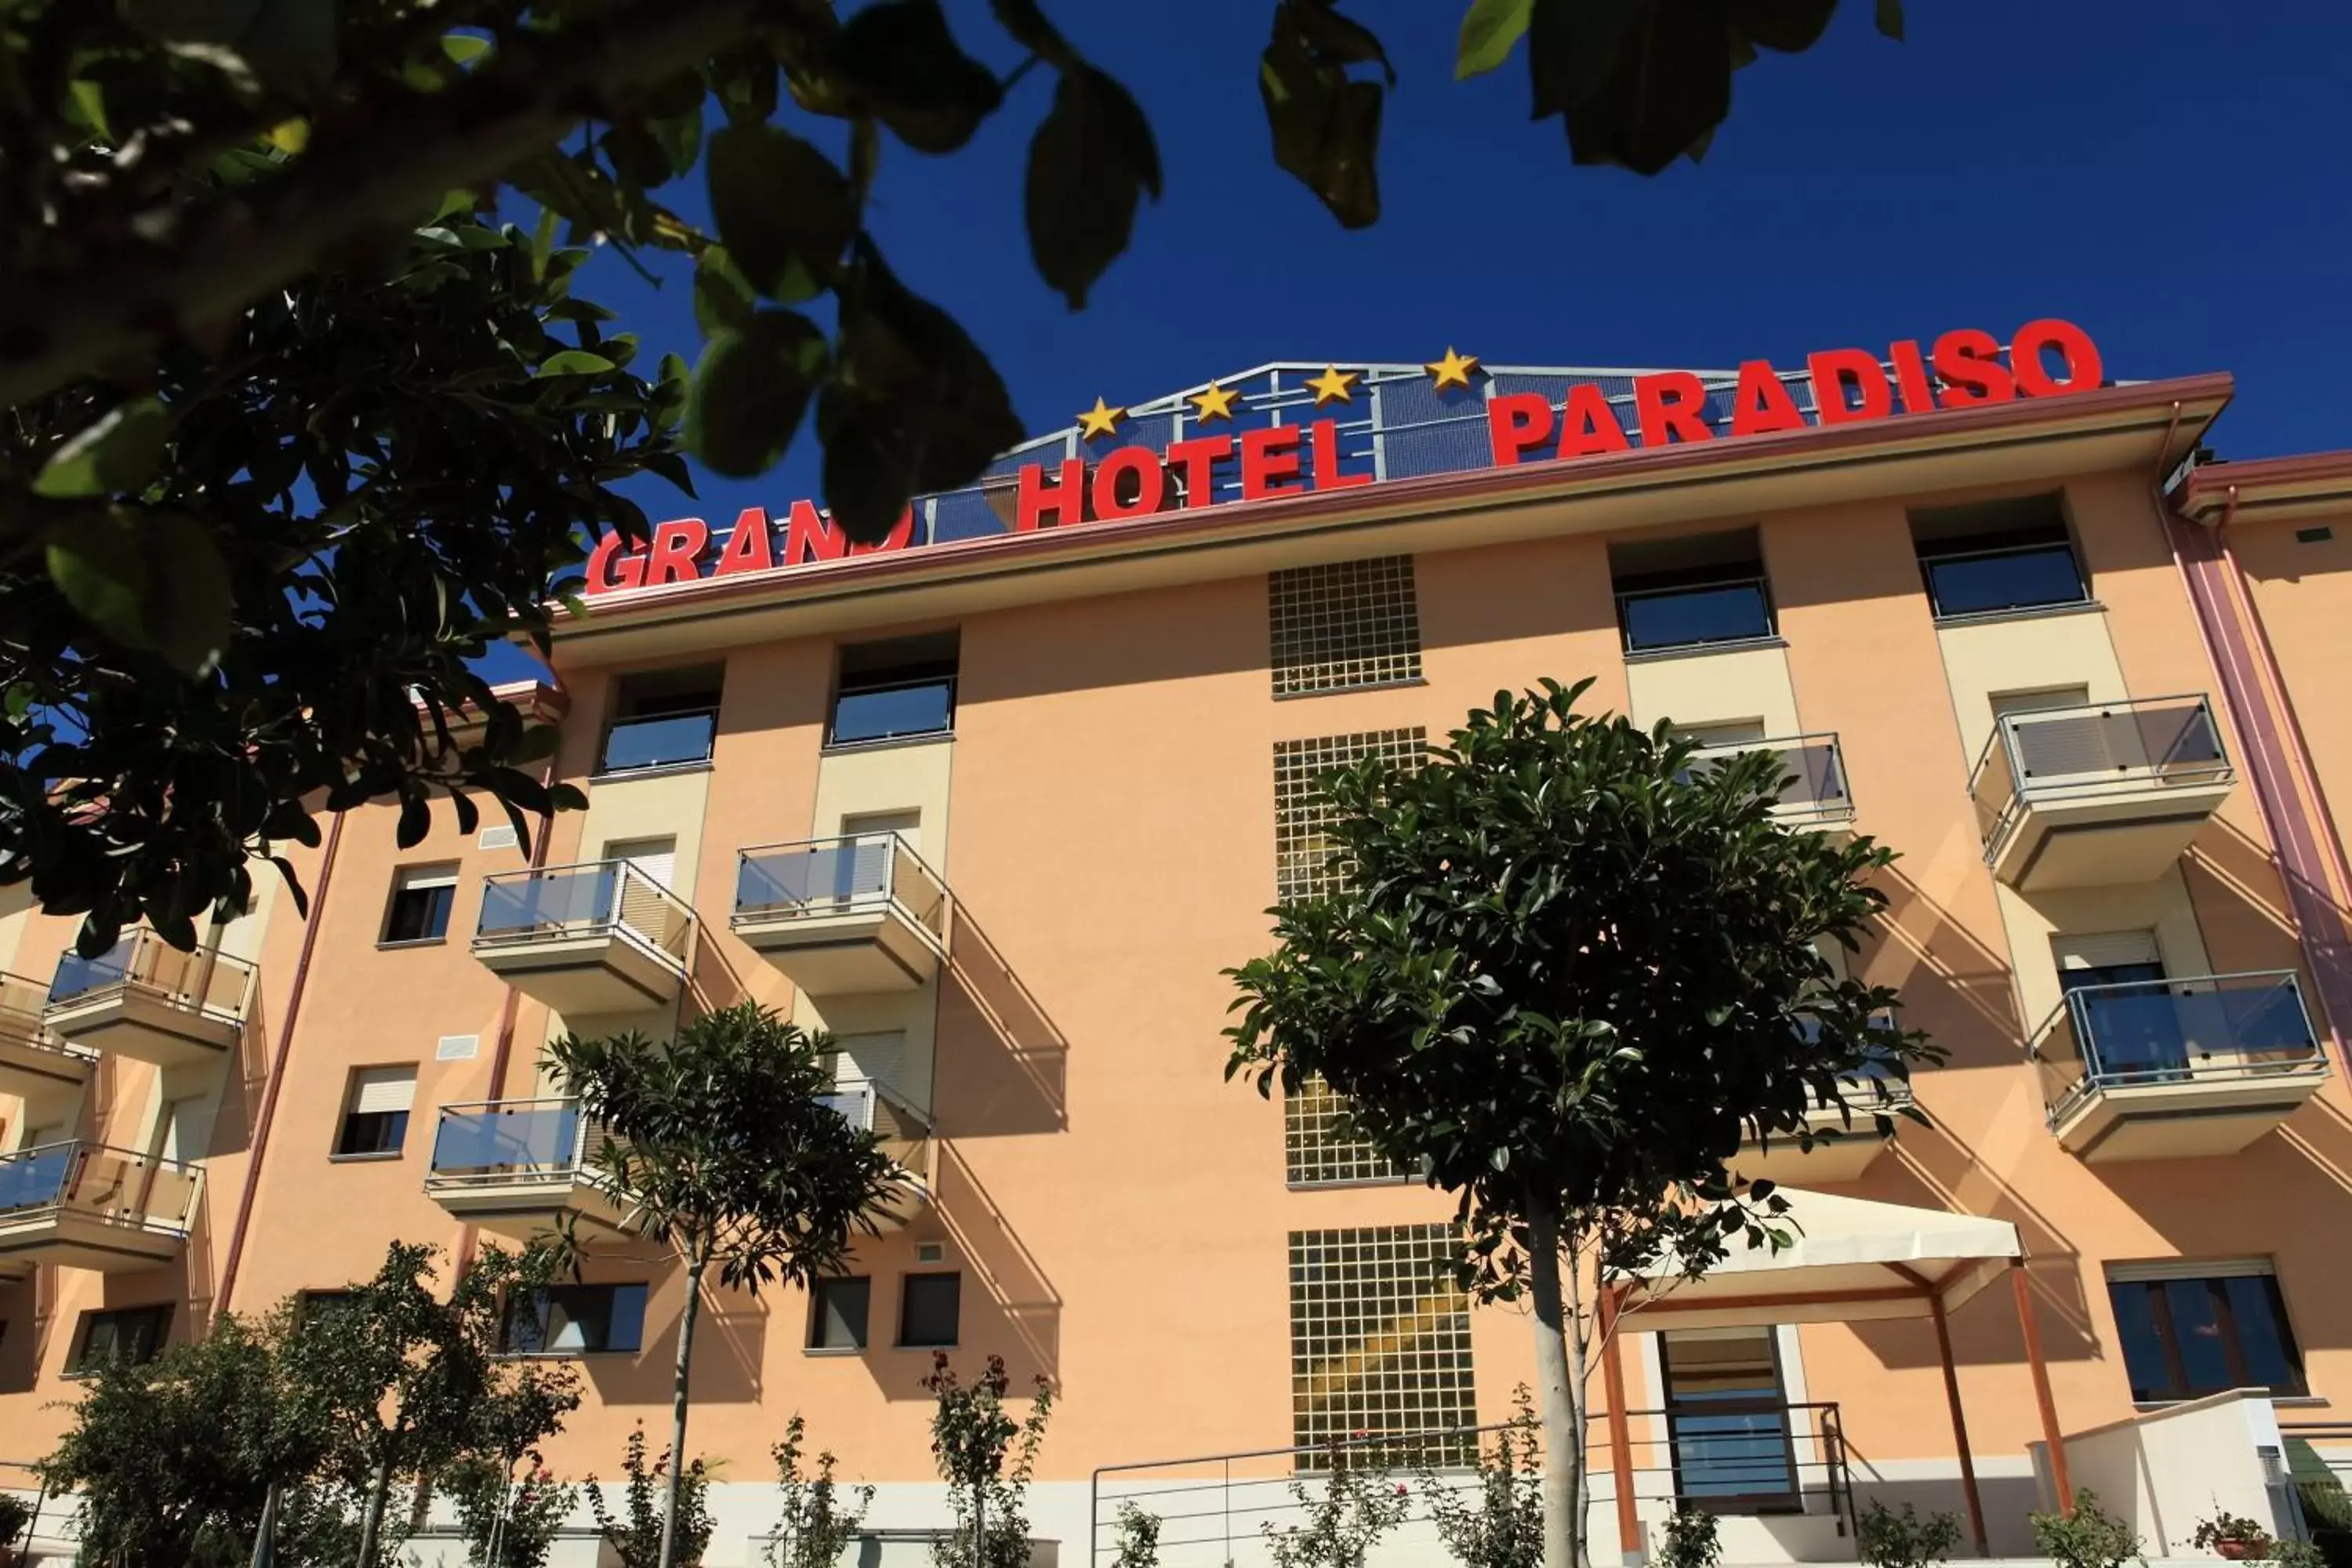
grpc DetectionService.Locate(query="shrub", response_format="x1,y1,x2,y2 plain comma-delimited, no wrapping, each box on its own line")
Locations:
450,1452,578,1568
2032,1490,2145,1568
1857,1500,1965,1568
1658,1506,1722,1568
924,1354,1053,1568
1109,1504,1163,1568
769,1415,874,1568
588,1427,714,1568
1415,1386,1542,1568
2194,1512,2278,1556
1261,1443,1411,1568
0,1494,31,1566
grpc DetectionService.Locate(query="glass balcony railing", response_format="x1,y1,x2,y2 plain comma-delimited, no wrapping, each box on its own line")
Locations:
0,971,95,1071
732,833,950,947
1969,694,2233,865
1685,733,1855,828
45,930,256,1023
597,710,718,774
0,1140,201,1232
2033,970,2325,1129
428,1098,595,1182
1616,577,1775,654
474,861,693,967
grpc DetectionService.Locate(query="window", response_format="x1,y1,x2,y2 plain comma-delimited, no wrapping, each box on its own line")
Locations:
1269,556,1424,697
1273,729,1426,904
1289,1226,1475,1465
600,666,723,773
1610,530,1774,653
382,864,458,945
298,1290,361,1324
2106,1261,2305,1402
2296,525,2334,545
898,1272,960,1348
1659,1329,1799,1509
1913,496,2087,619
71,1304,172,1372
831,632,959,746
1285,1076,1408,1187
808,1276,871,1351
501,1283,648,1356
335,1066,416,1158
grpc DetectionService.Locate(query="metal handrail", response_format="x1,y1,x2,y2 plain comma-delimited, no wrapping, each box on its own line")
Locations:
2031,969,2325,1127
732,831,951,947
473,858,694,967
43,930,256,1022
0,1138,202,1232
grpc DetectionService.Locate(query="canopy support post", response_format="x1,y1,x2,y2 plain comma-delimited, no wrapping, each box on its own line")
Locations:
2012,1259,2074,1514
1930,1290,1991,1555
1600,1288,1644,1564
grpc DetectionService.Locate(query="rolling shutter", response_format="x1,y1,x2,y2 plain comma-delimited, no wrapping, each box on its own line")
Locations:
349,1067,418,1116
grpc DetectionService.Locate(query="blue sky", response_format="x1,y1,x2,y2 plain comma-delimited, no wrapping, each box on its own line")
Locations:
518,1,2348,665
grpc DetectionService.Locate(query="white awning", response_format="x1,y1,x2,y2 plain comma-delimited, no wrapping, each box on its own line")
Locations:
1619,1188,2024,1331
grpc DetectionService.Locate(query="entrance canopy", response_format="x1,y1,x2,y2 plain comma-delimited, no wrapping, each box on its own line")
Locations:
1618,1188,2023,1331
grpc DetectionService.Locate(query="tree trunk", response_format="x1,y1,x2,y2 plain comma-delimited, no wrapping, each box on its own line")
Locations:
658,1250,707,1568
355,1458,394,1568
1527,1203,1589,1568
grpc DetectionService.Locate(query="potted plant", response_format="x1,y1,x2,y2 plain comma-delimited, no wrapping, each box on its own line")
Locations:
2193,1511,2277,1562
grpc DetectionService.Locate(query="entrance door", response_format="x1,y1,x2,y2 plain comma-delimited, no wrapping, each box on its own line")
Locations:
1660,1327,1801,1512
2054,931,2186,1079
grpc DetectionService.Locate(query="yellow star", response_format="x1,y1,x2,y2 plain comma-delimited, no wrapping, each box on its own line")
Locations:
1076,396,1125,440
1189,382,1240,423
1305,365,1359,406
1425,347,1480,391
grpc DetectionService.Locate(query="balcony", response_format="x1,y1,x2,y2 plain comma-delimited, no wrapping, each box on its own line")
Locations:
2032,971,2328,1162
0,1140,201,1273
1970,695,2235,890
472,861,692,1014
1686,733,1856,832
1735,1023,1913,1185
822,1076,935,1232
731,834,949,994
44,931,254,1069
597,708,717,775
0,971,95,1096
423,1099,626,1239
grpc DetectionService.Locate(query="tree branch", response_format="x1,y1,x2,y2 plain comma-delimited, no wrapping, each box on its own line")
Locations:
0,0,769,412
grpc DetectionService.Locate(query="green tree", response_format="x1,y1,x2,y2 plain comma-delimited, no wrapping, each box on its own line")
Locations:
921,1352,1054,1568
280,1242,581,1566
448,1450,579,1568
1418,1386,1544,1568
768,1414,875,1568
589,1428,716,1568
546,1002,906,1568
0,0,1901,953
1225,680,1936,1568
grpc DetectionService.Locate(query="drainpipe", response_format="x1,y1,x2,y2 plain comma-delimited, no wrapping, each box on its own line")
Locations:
212,808,348,1321
2156,449,2352,1057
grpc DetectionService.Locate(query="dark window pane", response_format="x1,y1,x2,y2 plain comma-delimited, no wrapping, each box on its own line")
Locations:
74,1305,171,1370
811,1277,871,1350
2163,1279,2237,1394
900,1273,960,1348
2107,1282,2174,1402
831,679,956,745
1922,545,2085,617
2223,1275,2304,1392
1620,583,1773,652
336,1109,409,1157
599,710,717,772
502,1284,646,1355
384,884,454,943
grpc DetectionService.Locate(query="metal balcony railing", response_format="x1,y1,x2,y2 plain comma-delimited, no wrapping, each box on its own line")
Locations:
1969,694,2233,864
1686,733,1855,828
427,1098,610,1187
44,930,256,1023
473,861,693,968
732,833,950,947
1616,575,1776,654
2032,970,2326,1128
0,971,95,1067
597,709,718,774
0,1139,201,1232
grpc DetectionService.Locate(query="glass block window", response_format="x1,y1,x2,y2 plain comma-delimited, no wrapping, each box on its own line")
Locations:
1273,728,1425,904
1269,556,1424,697
1289,1225,1475,1466
1286,1074,1408,1187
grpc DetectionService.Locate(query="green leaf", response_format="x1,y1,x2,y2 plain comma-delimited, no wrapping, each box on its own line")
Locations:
1555,2,1733,175
441,31,491,66
125,0,339,95
67,78,112,141
710,40,779,125
686,311,828,478
34,398,171,498
987,0,1076,64
693,247,759,335
706,124,856,303
45,510,232,677
536,350,615,377
1260,2,1388,228
1875,0,1905,40
649,111,703,179
834,0,1007,154
1025,65,1162,310
1724,0,1837,53
1456,0,1534,78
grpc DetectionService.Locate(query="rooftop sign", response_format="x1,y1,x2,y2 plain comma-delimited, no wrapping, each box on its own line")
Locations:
584,319,2104,596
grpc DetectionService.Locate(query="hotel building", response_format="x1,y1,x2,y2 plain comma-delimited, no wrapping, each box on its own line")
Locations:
5,328,2352,1566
